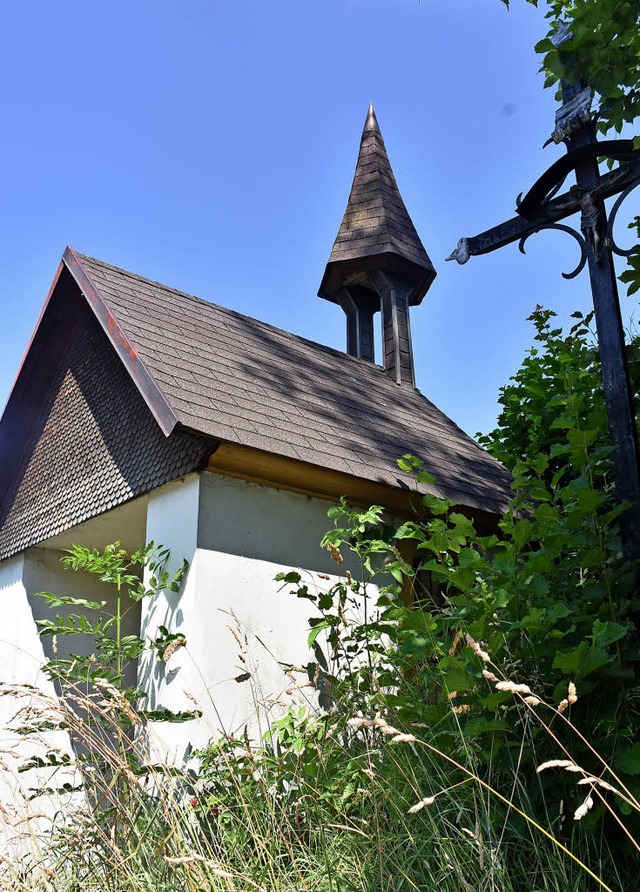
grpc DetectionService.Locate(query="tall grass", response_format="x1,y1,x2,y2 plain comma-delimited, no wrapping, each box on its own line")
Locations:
1,632,634,892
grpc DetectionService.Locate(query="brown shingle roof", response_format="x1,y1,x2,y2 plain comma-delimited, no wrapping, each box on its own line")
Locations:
66,249,511,516
319,105,436,305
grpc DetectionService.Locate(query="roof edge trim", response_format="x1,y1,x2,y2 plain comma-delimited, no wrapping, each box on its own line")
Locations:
63,247,179,437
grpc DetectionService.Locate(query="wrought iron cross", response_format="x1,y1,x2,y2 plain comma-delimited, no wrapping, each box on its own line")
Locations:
447,23,640,562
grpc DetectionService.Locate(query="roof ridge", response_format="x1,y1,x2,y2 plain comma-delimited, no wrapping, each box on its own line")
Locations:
74,251,432,397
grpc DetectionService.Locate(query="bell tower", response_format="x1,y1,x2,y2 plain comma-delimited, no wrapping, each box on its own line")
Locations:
318,105,436,386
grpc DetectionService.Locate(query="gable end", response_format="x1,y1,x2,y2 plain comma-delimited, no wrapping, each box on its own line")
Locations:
0,301,214,561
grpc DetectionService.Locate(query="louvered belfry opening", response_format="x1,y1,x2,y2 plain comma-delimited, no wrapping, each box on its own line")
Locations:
318,104,436,386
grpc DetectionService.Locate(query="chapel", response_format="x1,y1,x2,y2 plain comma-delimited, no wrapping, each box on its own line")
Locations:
0,105,511,774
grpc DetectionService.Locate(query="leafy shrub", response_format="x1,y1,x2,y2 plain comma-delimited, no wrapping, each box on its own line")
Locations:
273,307,640,887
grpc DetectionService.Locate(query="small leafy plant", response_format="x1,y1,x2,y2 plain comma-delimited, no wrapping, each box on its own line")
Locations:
36,541,192,717
37,542,184,687
23,541,196,838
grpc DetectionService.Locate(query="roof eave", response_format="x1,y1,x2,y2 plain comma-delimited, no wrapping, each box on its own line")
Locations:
318,251,437,306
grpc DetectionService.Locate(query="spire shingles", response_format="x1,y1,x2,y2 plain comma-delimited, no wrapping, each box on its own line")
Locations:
319,104,436,306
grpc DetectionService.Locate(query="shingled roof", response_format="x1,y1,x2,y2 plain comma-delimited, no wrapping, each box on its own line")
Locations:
319,105,436,305
0,245,512,562
48,248,510,516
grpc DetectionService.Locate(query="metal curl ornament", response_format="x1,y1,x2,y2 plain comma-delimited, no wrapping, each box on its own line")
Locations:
515,173,569,213
606,181,640,258
518,222,588,280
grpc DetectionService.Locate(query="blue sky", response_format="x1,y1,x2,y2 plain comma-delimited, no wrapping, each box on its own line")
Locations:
0,0,635,438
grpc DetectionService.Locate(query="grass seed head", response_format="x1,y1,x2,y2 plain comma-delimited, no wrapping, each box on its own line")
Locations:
408,796,436,814
495,681,532,695
574,794,594,821
465,634,491,663
537,759,577,773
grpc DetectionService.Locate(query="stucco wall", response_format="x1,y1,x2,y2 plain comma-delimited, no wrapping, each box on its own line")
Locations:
139,472,367,759
0,555,78,852
137,474,201,760
0,546,144,848
197,472,360,573
0,555,44,687
1,469,378,791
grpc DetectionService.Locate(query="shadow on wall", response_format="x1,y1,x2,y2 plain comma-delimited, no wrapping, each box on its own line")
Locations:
137,588,185,715
23,548,142,695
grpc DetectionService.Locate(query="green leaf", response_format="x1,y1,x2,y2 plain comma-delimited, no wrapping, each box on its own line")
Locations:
393,522,423,540
546,602,570,624
438,657,479,694
143,708,201,724
567,428,599,449
615,742,640,776
308,620,330,647
36,593,107,611
422,493,448,514
463,718,513,737
591,619,628,649
401,633,434,656
275,571,302,584
552,641,613,679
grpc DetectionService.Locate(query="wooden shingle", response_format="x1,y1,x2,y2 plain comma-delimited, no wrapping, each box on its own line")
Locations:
319,105,436,305
0,246,512,562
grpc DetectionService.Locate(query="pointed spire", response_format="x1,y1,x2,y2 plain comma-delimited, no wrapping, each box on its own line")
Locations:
318,104,436,306
365,101,380,134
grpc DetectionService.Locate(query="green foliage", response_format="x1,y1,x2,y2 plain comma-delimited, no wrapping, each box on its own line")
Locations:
500,2,640,298
275,307,640,886
195,695,591,890
28,540,195,841
37,541,188,695
619,216,640,297
196,707,370,847
477,307,609,468
503,0,640,136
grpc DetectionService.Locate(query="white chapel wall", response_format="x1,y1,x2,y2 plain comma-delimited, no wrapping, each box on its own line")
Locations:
140,471,368,759
23,547,140,680
137,473,201,760
1,470,380,792
0,554,79,852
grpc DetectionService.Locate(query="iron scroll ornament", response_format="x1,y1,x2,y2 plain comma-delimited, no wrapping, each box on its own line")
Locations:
516,139,637,220
446,157,640,278
518,222,588,280
446,14,640,563
607,180,640,259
